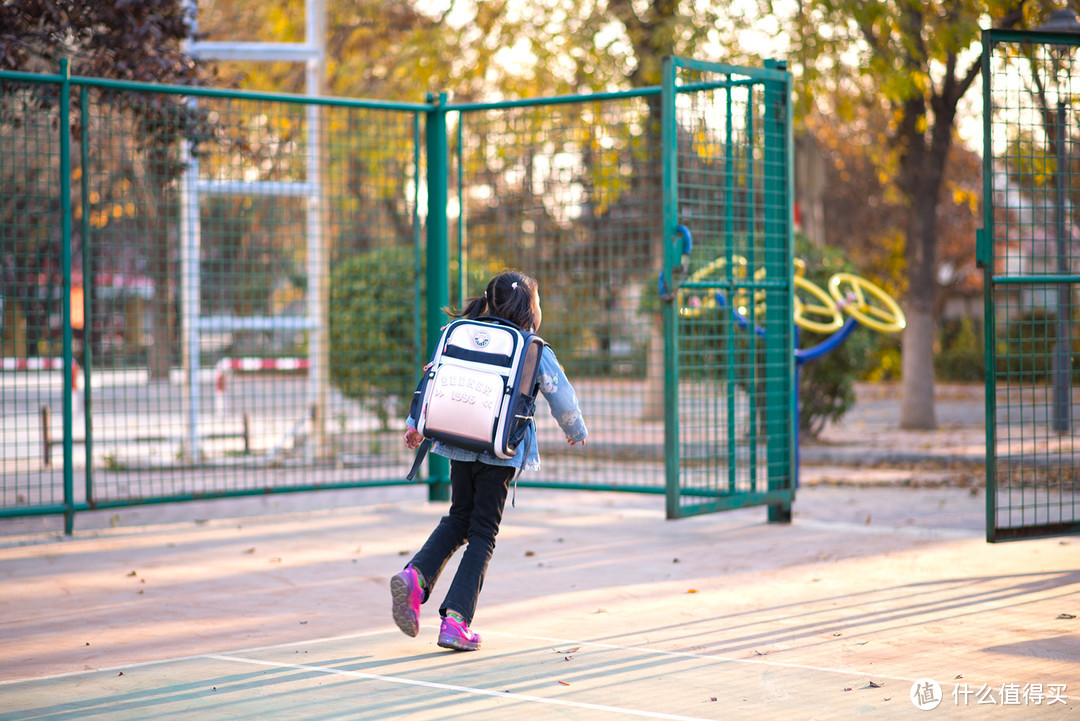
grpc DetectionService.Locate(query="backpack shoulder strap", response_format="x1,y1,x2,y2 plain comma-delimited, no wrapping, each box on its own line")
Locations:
406,438,431,481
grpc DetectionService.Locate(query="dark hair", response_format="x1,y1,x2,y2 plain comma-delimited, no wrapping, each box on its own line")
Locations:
446,270,538,330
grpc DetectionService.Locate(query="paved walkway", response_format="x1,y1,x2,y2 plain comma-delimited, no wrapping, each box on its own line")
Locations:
1,382,1077,719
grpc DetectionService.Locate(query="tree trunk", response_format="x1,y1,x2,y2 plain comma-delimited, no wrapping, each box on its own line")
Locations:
642,89,666,422
147,193,173,381
900,305,937,428
899,175,940,429
643,316,665,421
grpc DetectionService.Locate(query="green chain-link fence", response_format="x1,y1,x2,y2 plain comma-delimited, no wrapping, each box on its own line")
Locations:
982,28,1080,541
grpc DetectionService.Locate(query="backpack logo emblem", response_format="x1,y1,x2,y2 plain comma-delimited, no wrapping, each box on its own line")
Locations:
473,330,491,348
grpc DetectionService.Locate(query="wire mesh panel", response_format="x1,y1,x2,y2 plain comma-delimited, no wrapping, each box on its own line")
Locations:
74,80,423,510
0,74,71,516
451,92,667,494
983,30,1080,541
666,59,795,518
3,61,794,528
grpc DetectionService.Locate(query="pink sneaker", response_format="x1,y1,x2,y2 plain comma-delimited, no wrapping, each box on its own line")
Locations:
438,614,482,651
390,566,423,637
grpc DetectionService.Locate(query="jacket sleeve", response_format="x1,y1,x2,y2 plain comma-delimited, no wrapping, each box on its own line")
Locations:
537,346,587,442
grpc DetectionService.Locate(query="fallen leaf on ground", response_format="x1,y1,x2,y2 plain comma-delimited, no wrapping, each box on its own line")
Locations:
558,680,570,686
1057,613,1076,619
553,647,580,654
866,681,884,688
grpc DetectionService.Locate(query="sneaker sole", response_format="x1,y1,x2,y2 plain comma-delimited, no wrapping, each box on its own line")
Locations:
390,574,420,637
437,634,480,651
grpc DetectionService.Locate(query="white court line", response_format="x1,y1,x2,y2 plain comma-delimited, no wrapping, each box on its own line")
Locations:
209,654,710,721
1,624,915,695
485,630,925,685
0,630,393,686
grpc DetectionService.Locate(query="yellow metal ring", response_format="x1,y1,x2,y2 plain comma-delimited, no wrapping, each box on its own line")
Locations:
827,272,906,333
793,275,844,334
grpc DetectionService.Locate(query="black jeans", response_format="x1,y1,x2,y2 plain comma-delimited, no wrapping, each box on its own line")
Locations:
409,460,515,627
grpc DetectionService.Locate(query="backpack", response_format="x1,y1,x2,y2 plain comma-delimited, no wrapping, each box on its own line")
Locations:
406,316,546,480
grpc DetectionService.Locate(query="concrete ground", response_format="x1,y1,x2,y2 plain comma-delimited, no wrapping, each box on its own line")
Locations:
0,382,1077,720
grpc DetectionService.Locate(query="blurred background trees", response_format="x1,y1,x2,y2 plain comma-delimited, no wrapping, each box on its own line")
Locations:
5,0,1070,428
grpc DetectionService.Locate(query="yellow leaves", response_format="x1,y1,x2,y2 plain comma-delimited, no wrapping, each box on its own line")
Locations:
89,210,110,229
911,71,931,95
693,129,721,162
952,187,978,213
83,197,137,230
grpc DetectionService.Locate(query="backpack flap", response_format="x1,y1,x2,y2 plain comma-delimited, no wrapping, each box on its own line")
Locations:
422,362,504,452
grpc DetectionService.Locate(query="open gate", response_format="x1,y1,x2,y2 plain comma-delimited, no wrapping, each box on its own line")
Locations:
660,58,796,520
981,28,1080,541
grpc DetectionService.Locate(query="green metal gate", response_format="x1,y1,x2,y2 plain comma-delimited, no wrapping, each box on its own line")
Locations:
445,57,795,520
660,58,795,520
2,57,794,530
981,28,1080,541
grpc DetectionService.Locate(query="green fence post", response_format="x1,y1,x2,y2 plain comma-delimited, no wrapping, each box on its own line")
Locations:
79,84,94,509
660,56,682,519
763,59,794,524
979,34,998,541
425,92,450,502
59,59,76,534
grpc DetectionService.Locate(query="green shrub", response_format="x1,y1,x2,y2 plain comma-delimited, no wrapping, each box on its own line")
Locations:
328,248,496,429
329,247,420,430
795,234,881,438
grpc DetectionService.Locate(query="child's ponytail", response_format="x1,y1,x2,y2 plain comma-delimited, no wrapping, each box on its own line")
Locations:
445,270,538,331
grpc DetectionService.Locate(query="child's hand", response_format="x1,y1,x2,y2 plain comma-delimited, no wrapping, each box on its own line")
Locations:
404,428,424,449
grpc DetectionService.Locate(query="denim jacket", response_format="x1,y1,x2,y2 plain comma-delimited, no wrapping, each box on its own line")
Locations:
407,345,587,471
